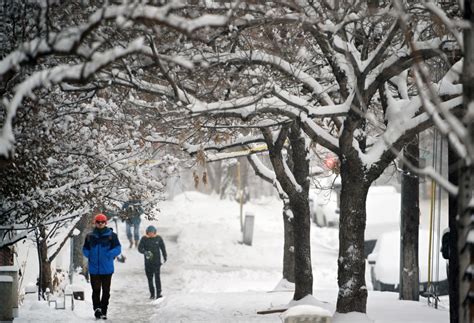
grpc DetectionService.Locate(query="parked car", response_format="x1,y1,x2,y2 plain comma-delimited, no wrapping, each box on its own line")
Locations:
309,187,340,227
310,183,400,245
367,229,448,295
309,176,341,227
364,185,401,257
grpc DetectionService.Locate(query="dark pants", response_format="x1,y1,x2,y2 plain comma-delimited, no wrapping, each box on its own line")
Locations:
145,265,161,297
90,274,112,314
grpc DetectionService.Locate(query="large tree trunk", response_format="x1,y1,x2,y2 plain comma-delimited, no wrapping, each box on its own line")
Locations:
448,142,460,323
73,213,92,276
459,3,474,321
282,201,295,283
457,162,474,323
37,226,52,296
262,122,312,300
336,158,369,313
288,124,312,300
399,136,420,300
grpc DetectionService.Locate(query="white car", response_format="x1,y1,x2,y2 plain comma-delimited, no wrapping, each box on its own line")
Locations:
309,187,340,227
367,229,448,295
364,186,401,256
310,183,400,239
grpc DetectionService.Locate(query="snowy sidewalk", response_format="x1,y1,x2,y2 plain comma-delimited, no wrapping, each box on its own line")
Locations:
15,192,450,322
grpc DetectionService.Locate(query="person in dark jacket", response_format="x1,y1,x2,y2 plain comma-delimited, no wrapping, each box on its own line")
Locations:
138,225,167,299
122,199,144,248
83,213,121,320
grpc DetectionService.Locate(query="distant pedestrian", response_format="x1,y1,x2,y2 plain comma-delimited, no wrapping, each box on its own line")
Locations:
122,198,144,248
441,229,450,277
82,213,121,320
138,225,167,299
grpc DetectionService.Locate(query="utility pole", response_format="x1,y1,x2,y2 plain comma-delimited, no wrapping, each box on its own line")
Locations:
399,136,420,301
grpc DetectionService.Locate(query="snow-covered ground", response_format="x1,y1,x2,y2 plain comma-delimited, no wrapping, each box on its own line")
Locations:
14,192,449,322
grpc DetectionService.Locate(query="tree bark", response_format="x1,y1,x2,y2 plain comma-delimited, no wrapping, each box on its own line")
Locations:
288,123,312,300
38,226,52,295
73,213,92,276
457,163,474,323
458,2,474,322
282,201,295,283
399,136,420,301
336,157,369,313
262,122,312,300
448,141,460,323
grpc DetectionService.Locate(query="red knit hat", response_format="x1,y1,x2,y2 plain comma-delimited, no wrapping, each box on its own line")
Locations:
94,213,107,223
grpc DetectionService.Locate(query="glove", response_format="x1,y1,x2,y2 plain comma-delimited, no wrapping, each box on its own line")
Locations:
145,251,153,260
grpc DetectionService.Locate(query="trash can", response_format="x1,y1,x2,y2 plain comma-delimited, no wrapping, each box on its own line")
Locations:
243,213,255,246
0,266,18,318
0,275,13,322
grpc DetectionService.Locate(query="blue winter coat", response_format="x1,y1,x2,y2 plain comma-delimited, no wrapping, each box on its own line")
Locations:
82,227,121,275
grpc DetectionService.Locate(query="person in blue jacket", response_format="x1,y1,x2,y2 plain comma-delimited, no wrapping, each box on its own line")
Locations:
83,213,121,320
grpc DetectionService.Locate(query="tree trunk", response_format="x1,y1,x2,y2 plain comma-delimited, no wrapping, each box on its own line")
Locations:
457,163,474,323
336,158,369,313
459,2,474,322
283,201,295,283
448,141,460,323
73,213,91,275
38,226,52,295
288,123,312,300
399,136,420,300
262,122,312,300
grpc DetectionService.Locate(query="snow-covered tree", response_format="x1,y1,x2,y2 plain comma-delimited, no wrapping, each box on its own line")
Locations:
0,0,467,317
135,0,463,313
0,0,226,296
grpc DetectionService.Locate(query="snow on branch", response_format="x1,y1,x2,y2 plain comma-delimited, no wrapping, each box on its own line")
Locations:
414,64,467,160
300,115,340,154
0,38,146,157
0,2,225,80
247,153,288,200
144,133,266,156
108,71,197,104
361,91,463,169
189,94,308,121
193,50,335,106
423,2,466,50
273,87,352,117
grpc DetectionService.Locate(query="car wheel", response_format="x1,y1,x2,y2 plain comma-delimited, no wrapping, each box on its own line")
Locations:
372,279,382,291
370,267,380,291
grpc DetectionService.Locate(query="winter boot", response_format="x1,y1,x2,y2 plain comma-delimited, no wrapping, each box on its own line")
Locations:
101,308,107,320
94,308,102,319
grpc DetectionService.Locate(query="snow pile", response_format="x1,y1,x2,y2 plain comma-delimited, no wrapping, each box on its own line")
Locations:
282,304,331,320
